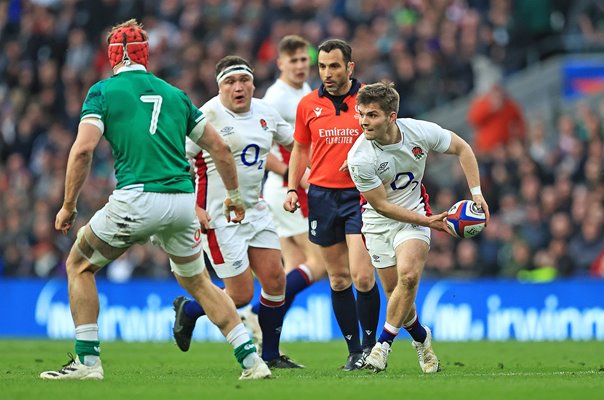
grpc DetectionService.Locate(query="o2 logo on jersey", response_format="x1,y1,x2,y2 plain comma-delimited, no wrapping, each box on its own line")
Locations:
390,171,419,191
241,143,265,170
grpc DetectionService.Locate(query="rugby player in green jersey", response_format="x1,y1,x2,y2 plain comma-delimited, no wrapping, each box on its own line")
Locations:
40,19,270,381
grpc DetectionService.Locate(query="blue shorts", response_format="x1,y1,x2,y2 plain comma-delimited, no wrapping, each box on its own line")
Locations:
307,184,362,246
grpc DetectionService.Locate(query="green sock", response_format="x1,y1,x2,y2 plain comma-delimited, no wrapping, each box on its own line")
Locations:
75,339,100,364
233,340,256,368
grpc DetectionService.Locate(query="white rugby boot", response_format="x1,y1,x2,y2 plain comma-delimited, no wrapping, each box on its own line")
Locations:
40,354,104,380
239,356,272,380
411,326,441,373
365,342,391,372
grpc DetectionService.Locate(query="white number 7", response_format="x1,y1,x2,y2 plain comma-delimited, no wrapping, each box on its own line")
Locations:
140,95,163,135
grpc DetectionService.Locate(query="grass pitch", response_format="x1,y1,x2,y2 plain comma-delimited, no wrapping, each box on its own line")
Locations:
1,340,603,400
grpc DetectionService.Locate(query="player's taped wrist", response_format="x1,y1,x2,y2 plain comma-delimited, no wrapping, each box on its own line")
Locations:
227,188,242,205
470,186,482,196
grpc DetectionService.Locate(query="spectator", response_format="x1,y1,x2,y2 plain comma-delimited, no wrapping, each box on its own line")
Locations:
467,83,526,157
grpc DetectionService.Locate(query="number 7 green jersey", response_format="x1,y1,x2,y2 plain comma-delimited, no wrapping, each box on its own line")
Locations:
81,66,205,193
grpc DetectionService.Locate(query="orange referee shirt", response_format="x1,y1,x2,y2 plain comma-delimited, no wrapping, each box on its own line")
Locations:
294,79,363,189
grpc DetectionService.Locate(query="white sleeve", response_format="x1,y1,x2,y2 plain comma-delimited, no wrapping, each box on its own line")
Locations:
420,120,452,153
272,109,294,147
185,137,202,159
348,160,382,193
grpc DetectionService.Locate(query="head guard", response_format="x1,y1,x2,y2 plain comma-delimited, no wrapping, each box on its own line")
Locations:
107,24,149,68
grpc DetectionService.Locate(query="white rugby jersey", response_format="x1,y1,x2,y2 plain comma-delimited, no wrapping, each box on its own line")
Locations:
263,79,311,164
347,118,452,223
186,96,293,227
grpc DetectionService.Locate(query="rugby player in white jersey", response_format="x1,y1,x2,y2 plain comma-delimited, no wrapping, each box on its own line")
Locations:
172,55,303,369
239,36,326,345
347,81,490,373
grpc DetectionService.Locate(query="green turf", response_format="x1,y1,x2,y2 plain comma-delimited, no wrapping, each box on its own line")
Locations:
1,340,602,400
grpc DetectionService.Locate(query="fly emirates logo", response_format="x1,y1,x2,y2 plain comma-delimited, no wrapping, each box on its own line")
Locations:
318,127,361,144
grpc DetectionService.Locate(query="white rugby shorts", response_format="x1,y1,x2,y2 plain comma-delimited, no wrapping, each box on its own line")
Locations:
202,210,281,278
89,190,202,257
263,172,308,238
362,219,431,268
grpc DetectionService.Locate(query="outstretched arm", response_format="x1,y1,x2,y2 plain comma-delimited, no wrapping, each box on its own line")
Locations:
444,132,490,224
56,120,103,234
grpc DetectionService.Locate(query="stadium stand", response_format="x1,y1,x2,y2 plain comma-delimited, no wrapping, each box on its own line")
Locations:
0,0,602,280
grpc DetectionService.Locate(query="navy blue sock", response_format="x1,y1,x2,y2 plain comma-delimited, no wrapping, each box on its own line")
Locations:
251,267,311,315
183,299,205,319
283,267,312,312
356,282,380,350
258,297,286,361
405,316,427,343
331,286,362,354
378,324,400,347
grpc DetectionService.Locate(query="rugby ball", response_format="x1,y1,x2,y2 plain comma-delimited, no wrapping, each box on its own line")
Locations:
446,200,486,238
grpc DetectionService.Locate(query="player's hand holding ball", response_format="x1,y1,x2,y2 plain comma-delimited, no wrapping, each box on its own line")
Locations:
446,200,487,238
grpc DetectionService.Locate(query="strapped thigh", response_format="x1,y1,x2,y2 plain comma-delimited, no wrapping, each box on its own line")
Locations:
75,226,115,268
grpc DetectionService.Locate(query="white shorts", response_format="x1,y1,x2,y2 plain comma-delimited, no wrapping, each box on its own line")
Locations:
264,172,308,238
362,220,431,268
202,212,281,278
89,190,202,257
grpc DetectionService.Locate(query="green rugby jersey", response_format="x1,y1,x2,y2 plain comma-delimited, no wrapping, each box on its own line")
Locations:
81,66,205,193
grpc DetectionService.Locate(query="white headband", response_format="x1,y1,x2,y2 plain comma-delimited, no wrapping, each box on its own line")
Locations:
216,64,254,85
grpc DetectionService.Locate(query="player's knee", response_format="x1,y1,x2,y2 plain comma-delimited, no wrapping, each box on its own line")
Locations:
228,287,254,307
328,272,352,291
259,265,286,293
352,272,375,292
398,271,420,290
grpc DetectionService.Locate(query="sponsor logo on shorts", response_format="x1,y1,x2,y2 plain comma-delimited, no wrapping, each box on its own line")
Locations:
372,254,380,263
233,260,243,269
310,220,317,236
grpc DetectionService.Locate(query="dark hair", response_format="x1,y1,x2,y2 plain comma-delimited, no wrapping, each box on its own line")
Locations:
279,35,309,56
357,81,400,115
215,55,253,77
317,39,352,63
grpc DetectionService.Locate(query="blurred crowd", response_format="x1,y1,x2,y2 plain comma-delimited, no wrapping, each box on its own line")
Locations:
424,92,604,280
0,0,602,280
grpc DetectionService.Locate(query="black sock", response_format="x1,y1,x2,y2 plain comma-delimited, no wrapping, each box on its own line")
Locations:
331,286,362,354
356,282,380,350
